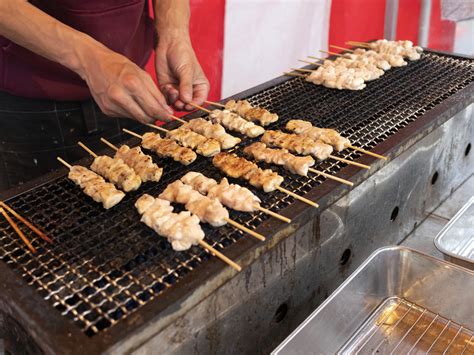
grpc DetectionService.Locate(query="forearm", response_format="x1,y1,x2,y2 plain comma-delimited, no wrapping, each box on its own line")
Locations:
154,0,190,39
0,0,111,79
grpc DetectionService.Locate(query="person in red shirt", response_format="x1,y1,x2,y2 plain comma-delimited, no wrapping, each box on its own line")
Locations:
0,0,209,192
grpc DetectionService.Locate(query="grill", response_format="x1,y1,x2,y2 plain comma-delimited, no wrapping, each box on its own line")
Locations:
1,50,473,353
340,298,474,354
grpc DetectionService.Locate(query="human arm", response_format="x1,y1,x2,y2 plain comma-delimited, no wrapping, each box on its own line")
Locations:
0,0,173,123
153,0,210,110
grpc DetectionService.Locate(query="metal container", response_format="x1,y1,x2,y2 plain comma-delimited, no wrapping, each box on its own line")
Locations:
273,246,474,355
434,196,474,270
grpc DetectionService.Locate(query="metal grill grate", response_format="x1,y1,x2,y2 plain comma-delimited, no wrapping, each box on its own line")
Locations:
1,52,473,336
339,297,474,354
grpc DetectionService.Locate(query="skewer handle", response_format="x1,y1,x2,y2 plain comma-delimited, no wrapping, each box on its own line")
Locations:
0,202,53,244
283,72,307,78
100,138,119,152
0,208,37,253
291,68,315,73
189,102,212,113
224,217,266,241
147,123,169,133
78,141,98,158
329,45,355,53
329,155,370,170
308,55,325,61
275,186,319,208
320,49,343,57
122,128,143,139
57,157,72,169
256,205,291,224
308,168,354,187
298,59,322,66
198,240,241,272
170,115,187,124
347,145,388,161
204,100,226,108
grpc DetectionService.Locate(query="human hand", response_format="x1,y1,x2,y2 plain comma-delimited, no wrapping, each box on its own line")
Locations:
155,33,210,111
79,45,174,124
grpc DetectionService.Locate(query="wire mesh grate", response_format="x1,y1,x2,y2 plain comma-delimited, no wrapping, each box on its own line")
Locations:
339,297,474,354
1,52,473,336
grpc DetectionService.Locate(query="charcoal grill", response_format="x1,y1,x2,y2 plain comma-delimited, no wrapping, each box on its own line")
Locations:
0,49,473,354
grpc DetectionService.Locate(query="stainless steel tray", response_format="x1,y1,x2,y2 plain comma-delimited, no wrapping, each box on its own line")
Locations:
434,196,474,270
272,247,474,354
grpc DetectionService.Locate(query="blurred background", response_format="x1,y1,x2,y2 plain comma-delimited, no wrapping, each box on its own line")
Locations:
146,0,474,102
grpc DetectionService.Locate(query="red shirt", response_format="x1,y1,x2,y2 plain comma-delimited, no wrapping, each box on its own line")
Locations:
0,0,155,101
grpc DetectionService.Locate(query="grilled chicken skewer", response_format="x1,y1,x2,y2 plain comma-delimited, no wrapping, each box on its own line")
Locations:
189,103,265,138
347,40,423,61
160,180,266,241
57,157,125,209
169,115,241,149
146,124,220,157
286,120,387,160
261,130,370,169
122,129,197,165
243,142,354,186
100,138,163,182
180,172,291,223
212,153,319,208
205,100,278,126
78,142,142,192
136,194,241,271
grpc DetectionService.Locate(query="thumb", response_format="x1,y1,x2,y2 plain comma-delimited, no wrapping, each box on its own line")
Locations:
177,65,193,104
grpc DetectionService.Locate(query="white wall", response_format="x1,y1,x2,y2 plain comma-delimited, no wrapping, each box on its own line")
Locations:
222,0,331,98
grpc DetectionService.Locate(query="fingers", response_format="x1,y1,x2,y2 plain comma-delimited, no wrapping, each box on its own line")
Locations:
104,86,154,124
176,64,194,104
160,84,180,106
184,82,210,110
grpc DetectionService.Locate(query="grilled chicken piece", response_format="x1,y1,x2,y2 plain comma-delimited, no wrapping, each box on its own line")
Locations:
115,145,163,182
182,118,241,149
167,127,221,157
141,132,197,165
224,100,278,126
135,194,204,251
90,156,141,192
369,39,422,61
244,142,315,176
181,172,261,212
286,120,351,152
159,181,229,227
209,109,265,137
212,153,284,192
68,165,125,209
261,130,333,160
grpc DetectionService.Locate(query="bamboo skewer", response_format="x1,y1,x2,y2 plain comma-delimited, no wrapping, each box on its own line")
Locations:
298,59,322,66
78,141,98,158
308,168,353,187
275,186,319,208
291,68,315,73
57,157,72,169
329,45,355,53
329,155,370,169
198,240,241,272
224,218,265,241
319,50,344,57
189,103,212,113
255,205,291,223
100,138,120,151
346,41,371,48
204,100,226,108
283,72,307,78
0,207,37,253
0,201,52,244
123,128,144,140
308,55,325,61
170,115,187,124
347,145,388,161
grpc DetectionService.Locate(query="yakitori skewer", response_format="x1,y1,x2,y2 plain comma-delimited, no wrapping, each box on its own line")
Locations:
205,100,278,126
57,157,125,209
329,45,355,53
0,207,37,253
78,141,142,191
136,194,241,271
213,153,319,208
99,138,163,182
244,142,353,187
262,130,371,169
180,171,291,223
286,120,388,161
0,201,52,243
160,180,266,241
122,128,197,165
189,103,265,138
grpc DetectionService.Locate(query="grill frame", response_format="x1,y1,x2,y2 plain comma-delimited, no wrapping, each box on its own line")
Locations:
0,49,473,354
